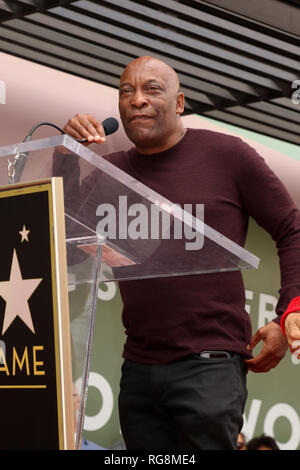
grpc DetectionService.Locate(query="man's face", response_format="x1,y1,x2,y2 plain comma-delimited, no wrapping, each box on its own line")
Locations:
118,58,184,152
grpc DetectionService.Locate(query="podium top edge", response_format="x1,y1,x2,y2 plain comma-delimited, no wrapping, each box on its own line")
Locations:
0,136,260,269
0,134,73,156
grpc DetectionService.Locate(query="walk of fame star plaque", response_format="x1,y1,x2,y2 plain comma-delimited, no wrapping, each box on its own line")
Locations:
0,178,74,450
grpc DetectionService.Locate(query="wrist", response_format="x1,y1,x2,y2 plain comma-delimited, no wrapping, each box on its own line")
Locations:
280,297,300,336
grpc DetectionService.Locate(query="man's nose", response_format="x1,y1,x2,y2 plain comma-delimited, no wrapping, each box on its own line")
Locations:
130,90,148,108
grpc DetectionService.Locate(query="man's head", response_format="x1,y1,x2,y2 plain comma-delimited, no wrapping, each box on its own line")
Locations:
246,434,280,450
119,56,185,154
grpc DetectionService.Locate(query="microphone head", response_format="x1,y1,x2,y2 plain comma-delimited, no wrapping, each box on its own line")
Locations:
102,117,119,136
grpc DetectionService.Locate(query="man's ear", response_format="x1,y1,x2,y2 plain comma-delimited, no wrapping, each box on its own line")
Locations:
176,92,185,115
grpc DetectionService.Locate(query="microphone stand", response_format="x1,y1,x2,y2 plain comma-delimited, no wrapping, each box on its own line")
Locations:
7,122,87,184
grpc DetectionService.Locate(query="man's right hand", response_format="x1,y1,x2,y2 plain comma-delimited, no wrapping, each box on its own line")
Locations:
63,114,107,146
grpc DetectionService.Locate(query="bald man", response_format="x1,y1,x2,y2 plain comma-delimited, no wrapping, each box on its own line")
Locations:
64,56,185,154
62,56,300,450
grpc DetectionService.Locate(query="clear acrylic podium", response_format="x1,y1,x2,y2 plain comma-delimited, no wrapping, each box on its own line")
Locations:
0,134,260,449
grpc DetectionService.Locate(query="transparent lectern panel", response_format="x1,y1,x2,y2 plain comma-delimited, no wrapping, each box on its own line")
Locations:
0,134,260,283
66,236,102,450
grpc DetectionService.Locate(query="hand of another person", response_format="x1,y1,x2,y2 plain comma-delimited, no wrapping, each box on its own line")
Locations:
63,114,107,146
284,312,300,356
244,321,288,373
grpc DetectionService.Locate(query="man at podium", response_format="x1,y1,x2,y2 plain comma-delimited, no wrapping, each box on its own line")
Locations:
62,56,300,450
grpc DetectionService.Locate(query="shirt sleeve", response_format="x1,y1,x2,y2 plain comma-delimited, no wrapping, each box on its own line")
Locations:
280,296,300,335
233,137,300,322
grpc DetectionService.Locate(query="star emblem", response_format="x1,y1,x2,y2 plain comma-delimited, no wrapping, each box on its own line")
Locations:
0,250,42,334
19,225,30,242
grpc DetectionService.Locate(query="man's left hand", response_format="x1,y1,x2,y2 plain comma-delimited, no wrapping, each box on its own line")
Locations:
244,321,288,373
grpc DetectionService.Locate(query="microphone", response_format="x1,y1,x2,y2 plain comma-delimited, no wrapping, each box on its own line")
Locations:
8,117,120,184
102,117,119,136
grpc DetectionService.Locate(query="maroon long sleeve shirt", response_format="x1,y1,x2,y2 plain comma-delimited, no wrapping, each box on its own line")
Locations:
99,128,300,364
55,128,300,363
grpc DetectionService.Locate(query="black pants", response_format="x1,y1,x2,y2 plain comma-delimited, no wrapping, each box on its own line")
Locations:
118,354,247,450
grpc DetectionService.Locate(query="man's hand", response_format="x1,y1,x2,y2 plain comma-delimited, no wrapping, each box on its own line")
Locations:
63,114,106,146
244,321,288,373
284,312,300,357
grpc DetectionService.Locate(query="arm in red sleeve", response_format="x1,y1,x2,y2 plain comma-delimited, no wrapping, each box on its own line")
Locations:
280,296,300,336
